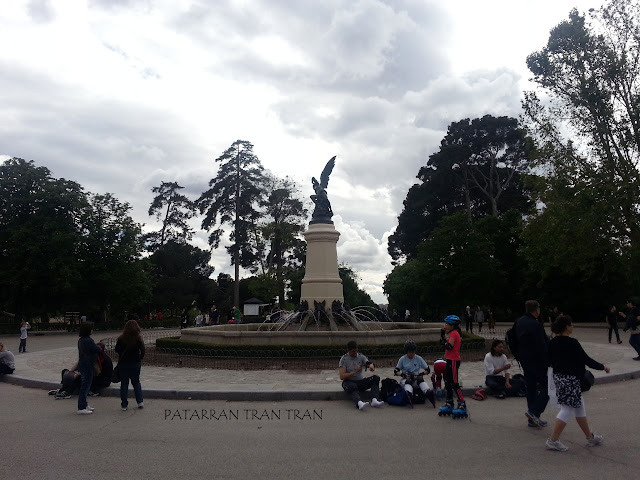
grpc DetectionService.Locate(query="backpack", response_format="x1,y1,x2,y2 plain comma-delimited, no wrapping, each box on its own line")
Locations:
380,378,408,406
505,320,519,361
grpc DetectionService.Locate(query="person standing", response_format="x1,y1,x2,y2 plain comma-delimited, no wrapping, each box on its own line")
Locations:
463,306,473,333
233,307,243,324
76,323,101,415
474,306,485,333
438,315,467,418
623,299,640,360
338,341,384,410
115,320,145,411
605,305,623,344
487,307,496,333
515,300,549,428
546,315,610,451
0,343,15,374
210,305,220,325
18,321,30,353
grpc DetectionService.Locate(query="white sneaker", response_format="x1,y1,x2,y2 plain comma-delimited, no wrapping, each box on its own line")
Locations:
137,402,144,409
371,398,384,407
86,406,95,411
545,438,568,451
586,433,603,447
358,401,370,410
121,407,128,411
77,409,93,415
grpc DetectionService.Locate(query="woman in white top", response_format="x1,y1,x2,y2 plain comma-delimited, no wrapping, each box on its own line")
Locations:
484,339,525,398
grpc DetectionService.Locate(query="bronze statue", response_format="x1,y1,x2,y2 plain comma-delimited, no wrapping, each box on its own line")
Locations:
310,156,335,224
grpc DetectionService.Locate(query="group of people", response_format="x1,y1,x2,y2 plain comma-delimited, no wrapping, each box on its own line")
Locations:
463,306,495,333
181,305,241,328
339,314,467,416
340,300,619,452
74,320,145,414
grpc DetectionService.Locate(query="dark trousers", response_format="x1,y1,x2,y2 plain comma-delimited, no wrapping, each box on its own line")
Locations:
608,322,621,342
465,320,473,333
119,362,143,408
77,363,94,411
342,375,380,406
19,339,26,352
444,359,465,404
0,364,14,374
485,375,525,397
520,360,548,417
630,334,640,355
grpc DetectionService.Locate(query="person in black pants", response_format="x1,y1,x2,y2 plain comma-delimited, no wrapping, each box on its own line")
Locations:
605,305,623,344
463,306,473,333
515,300,549,428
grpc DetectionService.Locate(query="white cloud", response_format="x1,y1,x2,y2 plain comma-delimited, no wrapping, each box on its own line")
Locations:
0,0,596,304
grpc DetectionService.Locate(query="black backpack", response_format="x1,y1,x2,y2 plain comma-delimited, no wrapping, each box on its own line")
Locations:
505,320,519,362
380,378,402,401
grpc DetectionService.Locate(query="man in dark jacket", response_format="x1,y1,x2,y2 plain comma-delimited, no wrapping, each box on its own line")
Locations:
515,300,549,428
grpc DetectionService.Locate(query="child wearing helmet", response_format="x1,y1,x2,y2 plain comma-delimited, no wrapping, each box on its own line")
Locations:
439,315,467,418
395,340,436,407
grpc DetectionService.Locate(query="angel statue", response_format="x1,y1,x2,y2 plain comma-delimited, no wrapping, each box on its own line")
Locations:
310,156,336,224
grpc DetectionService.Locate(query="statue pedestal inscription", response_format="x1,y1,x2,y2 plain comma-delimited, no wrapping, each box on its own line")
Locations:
300,223,344,305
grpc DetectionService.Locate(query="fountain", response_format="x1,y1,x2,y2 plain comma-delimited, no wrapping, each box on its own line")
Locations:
181,157,441,346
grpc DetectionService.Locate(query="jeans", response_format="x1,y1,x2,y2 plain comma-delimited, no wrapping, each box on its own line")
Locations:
19,339,26,352
520,360,549,417
119,362,143,408
77,363,94,411
342,375,380,406
630,334,640,355
608,322,621,342
485,375,525,397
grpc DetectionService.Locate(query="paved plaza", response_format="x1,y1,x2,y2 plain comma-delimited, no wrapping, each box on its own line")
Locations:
1,325,639,479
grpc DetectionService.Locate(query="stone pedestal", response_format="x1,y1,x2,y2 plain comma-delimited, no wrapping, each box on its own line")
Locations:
300,223,343,307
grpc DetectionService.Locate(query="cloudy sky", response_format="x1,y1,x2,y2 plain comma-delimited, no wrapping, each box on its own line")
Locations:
0,0,595,304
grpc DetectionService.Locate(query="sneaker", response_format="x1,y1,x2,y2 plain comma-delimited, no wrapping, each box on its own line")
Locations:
88,391,100,397
546,438,569,451
121,407,128,411
538,419,548,427
526,411,546,427
77,409,93,415
371,398,384,407
528,420,538,428
55,391,71,400
357,401,370,411
86,406,95,411
586,433,603,447
138,402,144,409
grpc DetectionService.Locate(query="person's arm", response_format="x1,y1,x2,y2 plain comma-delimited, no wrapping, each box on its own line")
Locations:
339,365,361,381
505,372,512,388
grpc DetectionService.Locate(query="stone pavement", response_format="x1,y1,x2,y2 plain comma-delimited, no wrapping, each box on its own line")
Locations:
1,325,639,400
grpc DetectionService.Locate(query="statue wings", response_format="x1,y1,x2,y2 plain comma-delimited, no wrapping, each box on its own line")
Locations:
319,156,336,189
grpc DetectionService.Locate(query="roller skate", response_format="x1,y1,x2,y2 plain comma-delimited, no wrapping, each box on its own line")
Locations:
426,389,436,408
452,402,468,419
438,401,454,417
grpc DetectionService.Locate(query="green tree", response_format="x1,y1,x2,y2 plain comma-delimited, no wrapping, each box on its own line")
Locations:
523,0,640,285
388,115,533,262
0,158,86,319
144,181,195,251
339,265,376,308
252,175,307,308
77,193,151,318
198,140,266,309
148,240,215,317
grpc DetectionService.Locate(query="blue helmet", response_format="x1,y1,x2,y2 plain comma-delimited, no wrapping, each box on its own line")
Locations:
444,315,460,325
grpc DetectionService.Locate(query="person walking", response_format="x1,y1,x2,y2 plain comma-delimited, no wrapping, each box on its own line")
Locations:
515,300,549,428
115,320,145,411
546,315,610,451
76,323,101,415
623,299,640,360
463,306,473,333
605,305,623,344
474,306,485,333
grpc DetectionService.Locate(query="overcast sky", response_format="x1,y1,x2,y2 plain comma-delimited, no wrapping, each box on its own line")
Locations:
0,0,595,304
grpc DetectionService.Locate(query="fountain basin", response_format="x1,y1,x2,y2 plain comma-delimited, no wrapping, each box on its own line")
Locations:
181,322,442,347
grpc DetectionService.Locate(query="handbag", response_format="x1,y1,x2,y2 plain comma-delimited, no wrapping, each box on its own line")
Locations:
580,370,595,392
111,364,121,383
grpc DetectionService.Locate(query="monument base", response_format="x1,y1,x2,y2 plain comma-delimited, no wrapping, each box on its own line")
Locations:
300,223,343,307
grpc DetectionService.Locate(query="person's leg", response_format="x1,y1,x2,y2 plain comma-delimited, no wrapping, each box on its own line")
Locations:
342,380,361,406
608,327,613,343
485,375,506,394
120,364,131,409
549,418,567,441
522,363,537,413
444,360,454,403
505,376,526,397
452,361,465,405
611,322,621,343
130,362,143,405
77,365,93,411
531,366,549,417
629,334,640,355
0,363,13,374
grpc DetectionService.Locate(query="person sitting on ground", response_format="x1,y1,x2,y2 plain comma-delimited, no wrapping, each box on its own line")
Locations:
395,340,436,407
0,343,15,374
484,339,525,398
338,340,384,410
53,367,82,399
